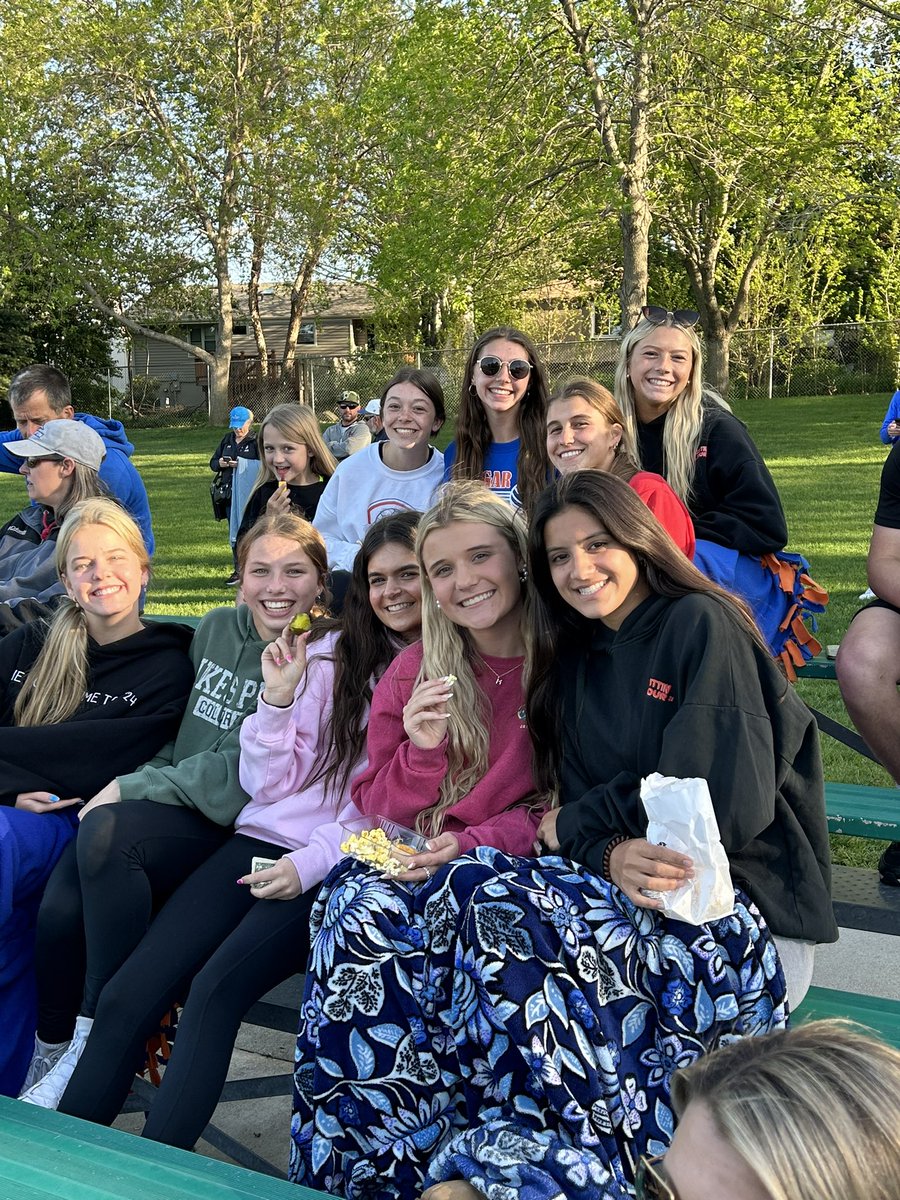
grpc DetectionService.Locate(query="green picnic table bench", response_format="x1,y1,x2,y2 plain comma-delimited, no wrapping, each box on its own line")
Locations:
0,1095,329,1200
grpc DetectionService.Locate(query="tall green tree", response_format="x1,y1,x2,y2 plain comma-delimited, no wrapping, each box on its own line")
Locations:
0,0,403,420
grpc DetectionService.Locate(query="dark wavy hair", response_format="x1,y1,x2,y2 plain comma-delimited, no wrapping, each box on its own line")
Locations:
380,367,446,428
453,326,550,514
315,510,422,796
525,470,771,797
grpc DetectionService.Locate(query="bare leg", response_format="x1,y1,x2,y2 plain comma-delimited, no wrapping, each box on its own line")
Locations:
836,607,900,782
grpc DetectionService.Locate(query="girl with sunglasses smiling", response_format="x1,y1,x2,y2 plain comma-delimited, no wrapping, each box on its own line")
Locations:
614,307,826,671
444,326,550,513
545,376,695,556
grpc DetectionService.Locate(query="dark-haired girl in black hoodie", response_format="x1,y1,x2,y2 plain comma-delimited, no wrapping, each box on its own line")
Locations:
403,472,835,1200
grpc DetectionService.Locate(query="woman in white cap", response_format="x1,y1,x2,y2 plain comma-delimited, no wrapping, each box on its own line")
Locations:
0,419,108,635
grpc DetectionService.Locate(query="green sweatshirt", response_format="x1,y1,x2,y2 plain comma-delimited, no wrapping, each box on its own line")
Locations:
117,605,267,825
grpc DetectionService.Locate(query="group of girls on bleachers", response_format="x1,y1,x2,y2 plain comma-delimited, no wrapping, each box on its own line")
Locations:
2,309,837,1200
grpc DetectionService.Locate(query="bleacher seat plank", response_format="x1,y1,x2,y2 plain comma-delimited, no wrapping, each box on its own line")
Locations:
825,781,900,840
0,1095,329,1199
793,985,900,1048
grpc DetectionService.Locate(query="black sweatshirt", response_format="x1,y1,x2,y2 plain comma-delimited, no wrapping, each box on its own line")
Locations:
209,431,260,473
638,405,788,556
236,479,326,543
0,619,195,804
554,593,837,944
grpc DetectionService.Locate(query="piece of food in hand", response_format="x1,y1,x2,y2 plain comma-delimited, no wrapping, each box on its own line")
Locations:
277,479,288,491
443,674,457,686
289,612,311,634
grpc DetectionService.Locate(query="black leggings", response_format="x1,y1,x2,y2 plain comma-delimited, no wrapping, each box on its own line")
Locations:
35,801,229,1041
57,833,318,1150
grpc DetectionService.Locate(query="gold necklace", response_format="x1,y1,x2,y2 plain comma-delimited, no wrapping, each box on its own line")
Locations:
479,657,524,686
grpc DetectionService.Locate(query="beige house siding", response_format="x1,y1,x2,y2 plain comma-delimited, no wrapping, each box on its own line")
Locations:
127,283,375,410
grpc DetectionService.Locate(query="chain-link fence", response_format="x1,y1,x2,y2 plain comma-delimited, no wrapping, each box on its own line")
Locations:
68,319,899,429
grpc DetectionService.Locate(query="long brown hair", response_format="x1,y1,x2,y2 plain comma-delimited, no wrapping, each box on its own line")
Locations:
316,510,422,797
526,471,770,797
453,326,549,514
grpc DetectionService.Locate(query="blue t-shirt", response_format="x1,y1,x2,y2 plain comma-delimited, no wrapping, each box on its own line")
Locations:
880,390,900,446
442,438,521,508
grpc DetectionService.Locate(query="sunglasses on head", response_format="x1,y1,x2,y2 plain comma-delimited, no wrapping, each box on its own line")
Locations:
635,1153,677,1200
641,305,700,329
24,454,65,469
475,355,533,381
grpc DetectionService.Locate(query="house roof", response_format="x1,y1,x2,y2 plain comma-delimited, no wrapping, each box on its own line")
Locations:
136,281,375,325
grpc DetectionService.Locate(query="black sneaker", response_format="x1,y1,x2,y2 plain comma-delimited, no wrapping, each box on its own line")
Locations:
878,841,900,887
225,571,239,586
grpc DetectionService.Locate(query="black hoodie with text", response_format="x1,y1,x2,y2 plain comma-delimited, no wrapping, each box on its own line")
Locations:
0,619,195,805
554,592,837,944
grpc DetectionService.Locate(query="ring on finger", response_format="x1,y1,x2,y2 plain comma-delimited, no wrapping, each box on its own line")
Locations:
423,865,432,879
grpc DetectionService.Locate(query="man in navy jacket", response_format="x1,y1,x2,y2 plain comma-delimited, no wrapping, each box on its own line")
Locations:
0,364,154,553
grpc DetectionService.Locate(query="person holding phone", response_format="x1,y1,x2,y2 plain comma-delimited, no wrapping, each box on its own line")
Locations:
210,407,259,582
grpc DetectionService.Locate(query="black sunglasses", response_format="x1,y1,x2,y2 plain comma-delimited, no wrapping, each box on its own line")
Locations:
338,401,359,409
641,305,699,329
24,454,65,469
475,355,533,381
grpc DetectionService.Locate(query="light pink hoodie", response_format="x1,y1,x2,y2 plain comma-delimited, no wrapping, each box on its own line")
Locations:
238,631,362,891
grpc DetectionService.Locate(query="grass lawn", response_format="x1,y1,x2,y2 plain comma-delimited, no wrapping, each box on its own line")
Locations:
0,394,893,866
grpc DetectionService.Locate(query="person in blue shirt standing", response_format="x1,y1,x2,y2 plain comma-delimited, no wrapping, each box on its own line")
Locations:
879,388,900,445
0,365,154,554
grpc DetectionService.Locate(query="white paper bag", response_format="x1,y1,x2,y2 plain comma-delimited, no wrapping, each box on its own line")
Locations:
639,772,735,925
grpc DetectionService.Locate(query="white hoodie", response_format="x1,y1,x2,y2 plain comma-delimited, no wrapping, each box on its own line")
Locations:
313,443,444,571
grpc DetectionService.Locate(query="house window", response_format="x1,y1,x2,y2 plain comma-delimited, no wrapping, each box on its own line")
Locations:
299,321,316,345
233,323,248,335
187,324,216,354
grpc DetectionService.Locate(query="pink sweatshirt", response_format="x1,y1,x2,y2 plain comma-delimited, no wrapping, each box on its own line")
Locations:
238,630,363,890
351,641,541,856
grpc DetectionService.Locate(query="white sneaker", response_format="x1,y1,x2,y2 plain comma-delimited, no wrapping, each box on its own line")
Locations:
18,1035,70,1095
19,1015,93,1109
859,586,876,600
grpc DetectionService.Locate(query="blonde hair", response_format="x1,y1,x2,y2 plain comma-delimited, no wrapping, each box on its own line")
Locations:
671,1021,900,1200
614,318,729,506
548,376,638,482
250,403,337,499
54,459,107,520
15,498,149,727
415,480,529,834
